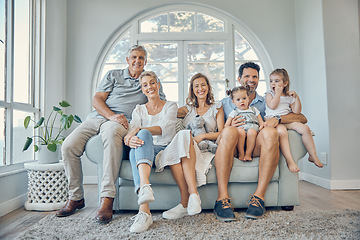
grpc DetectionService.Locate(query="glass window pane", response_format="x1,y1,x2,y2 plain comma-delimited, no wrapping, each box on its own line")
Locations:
142,43,178,62
105,31,130,64
162,83,178,102
0,108,4,166
169,11,195,32
0,1,5,101
257,81,267,97
188,62,225,80
211,82,226,102
234,30,259,61
13,0,31,103
145,63,178,82
188,43,224,61
197,13,224,32
140,14,168,33
13,110,34,164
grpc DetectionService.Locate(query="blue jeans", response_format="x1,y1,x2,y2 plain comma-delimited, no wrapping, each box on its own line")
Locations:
129,129,166,193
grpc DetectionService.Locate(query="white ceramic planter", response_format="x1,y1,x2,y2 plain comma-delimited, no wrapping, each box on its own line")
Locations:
37,145,60,164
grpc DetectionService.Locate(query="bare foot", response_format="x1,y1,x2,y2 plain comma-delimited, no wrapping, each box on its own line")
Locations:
244,155,253,161
308,155,323,168
287,161,300,173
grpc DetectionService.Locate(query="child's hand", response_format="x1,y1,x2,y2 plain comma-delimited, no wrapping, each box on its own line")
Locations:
274,86,283,95
287,90,298,98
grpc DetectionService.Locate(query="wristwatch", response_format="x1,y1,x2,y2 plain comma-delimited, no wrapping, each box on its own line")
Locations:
274,115,281,124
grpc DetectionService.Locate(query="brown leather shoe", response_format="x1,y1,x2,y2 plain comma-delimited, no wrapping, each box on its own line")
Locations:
95,197,114,224
56,199,85,217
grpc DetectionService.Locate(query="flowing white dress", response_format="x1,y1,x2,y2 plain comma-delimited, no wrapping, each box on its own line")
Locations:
155,102,222,187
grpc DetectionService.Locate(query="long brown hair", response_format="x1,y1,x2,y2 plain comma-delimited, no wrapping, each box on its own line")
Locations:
186,73,215,108
270,68,290,96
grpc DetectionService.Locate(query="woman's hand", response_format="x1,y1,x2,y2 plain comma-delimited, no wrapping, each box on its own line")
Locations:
127,136,144,149
124,127,143,148
193,133,205,144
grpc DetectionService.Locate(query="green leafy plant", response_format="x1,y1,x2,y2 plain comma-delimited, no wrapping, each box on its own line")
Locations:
23,100,82,152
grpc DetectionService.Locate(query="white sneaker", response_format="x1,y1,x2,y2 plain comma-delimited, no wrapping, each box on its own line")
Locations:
162,203,188,219
187,193,202,215
130,211,153,233
138,184,154,205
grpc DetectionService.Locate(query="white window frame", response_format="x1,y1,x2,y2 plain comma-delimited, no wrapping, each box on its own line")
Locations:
0,0,44,170
92,3,273,104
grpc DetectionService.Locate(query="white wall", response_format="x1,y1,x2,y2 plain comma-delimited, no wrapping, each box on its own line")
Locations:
294,0,331,183
322,0,360,188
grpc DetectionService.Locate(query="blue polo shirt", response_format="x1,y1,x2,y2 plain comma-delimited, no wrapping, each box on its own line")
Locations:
221,92,265,121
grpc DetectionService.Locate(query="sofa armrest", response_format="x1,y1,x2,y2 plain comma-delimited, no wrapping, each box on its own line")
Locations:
85,135,104,165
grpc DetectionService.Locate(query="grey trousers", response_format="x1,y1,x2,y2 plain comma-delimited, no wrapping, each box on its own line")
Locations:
62,118,128,201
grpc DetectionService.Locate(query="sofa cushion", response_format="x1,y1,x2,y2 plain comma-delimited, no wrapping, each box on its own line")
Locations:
119,156,279,185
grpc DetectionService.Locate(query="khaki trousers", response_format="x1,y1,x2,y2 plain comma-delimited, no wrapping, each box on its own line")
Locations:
62,118,128,200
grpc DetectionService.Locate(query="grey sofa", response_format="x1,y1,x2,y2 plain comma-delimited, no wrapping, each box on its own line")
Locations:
85,130,306,210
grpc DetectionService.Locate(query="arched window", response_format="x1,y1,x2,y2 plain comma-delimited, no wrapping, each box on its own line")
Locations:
93,4,272,105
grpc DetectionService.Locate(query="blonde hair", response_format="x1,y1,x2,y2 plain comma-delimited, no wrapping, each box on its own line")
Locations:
270,68,290,96
186,73,215,108
139,71,158,84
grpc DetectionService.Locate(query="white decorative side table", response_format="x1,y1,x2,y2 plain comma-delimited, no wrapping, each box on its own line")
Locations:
24,161,68,211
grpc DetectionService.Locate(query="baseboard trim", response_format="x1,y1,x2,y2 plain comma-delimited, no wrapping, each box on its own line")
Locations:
0,194,27,218
299,172,360,190
84,176,98,185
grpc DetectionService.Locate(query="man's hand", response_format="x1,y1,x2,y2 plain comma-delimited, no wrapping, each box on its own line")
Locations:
108,114,129,129
231,115,245,127
263,117,279,128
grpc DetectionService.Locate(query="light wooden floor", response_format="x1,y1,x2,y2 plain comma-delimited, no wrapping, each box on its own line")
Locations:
1,181,359,239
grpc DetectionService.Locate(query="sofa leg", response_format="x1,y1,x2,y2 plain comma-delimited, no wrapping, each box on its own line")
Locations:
281,206,294,211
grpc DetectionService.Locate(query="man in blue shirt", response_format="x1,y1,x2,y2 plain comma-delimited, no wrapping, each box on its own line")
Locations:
213,62,306,221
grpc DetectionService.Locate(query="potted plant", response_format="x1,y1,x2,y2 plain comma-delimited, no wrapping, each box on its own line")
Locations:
23,100,82,164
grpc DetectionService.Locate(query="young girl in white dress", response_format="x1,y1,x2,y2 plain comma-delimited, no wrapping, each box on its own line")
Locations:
265,68,323,172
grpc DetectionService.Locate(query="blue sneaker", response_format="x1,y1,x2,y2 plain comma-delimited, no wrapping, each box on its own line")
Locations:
214,198,236,222
245,195,265,219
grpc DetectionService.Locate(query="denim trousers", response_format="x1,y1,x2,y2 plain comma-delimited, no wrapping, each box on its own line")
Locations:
129,129,166,193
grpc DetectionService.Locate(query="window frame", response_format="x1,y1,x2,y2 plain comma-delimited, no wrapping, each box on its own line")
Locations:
92,3,273,104
0,0,43,170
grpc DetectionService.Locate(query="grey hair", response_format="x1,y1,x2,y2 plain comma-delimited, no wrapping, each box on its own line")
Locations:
139,71,159,83
127,45,147,59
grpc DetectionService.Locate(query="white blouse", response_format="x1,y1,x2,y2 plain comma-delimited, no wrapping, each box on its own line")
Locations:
129,101,178,146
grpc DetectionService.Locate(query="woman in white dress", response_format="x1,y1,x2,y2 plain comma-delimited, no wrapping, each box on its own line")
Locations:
124,71,177,233
158,73,225,220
